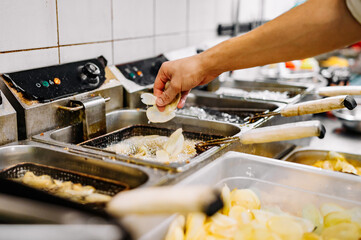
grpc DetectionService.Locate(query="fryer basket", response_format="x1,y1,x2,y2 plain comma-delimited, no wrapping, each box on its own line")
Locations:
80,125,224,150
0,163,130,197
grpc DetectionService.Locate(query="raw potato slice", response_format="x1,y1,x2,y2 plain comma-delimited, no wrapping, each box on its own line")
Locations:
302,232,322,240
185,213,207,240
141,93,157,105
205,213,238,239
252,209,276,225
321,222,361,240
165,215,185,240
230,189,261,210
229,205,252,225
267,216,304,240
324,211,351,228
221,184,231,215
141,82,181,123
302,204,323,234
146,106,176,123
320,203,346,217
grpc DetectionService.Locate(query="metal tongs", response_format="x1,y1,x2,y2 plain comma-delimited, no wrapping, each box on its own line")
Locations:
195,120,326,152
247,95,357,122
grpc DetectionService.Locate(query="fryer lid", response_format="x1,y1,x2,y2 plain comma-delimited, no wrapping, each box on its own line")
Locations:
80,125,224,149
0,163,129,196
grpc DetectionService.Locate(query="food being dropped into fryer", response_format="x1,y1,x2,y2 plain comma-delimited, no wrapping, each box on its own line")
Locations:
141,82,181,123
16,171,112,204
105,128,197,163
165,185,361,240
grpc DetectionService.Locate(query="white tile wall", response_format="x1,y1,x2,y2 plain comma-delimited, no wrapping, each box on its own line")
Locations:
188,31,217,46
189,0,217,32
0,0,293,73
263,0,296,20
215,0,233,24
114,38,154,64
113,0,154,39
60,42,113,64
0,48,59,73
155,34,187,55
0,0,57,52
239,0,261,23
155,0,187,35
57,0,112,45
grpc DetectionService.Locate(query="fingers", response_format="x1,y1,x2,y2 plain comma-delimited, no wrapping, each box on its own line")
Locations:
156,82,181,107
153,63,170,98
177,90,190,109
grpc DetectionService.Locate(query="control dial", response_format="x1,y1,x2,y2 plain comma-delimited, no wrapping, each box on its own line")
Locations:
80,62,101,84
150,60,163,76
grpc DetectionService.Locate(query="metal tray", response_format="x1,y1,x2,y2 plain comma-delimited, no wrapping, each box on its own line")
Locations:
0,144,155,189
282,148,361,175
126,151,361,240
33,110,242,172
211,80,311,103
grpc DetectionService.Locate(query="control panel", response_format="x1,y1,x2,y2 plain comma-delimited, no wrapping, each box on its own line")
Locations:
116,55,168,86
2,56,107,102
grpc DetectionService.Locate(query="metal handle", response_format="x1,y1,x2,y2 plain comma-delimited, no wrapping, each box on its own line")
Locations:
58,96,110,112
239,120,326,144
280,95,356,117
107,186,222,216
317,86,361,97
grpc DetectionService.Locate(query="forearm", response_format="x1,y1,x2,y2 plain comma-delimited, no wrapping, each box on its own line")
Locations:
200,0,361,75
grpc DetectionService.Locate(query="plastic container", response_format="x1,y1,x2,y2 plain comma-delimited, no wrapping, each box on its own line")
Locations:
132,151,361,240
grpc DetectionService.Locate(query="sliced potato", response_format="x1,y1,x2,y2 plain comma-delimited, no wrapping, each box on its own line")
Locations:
230,189,261,210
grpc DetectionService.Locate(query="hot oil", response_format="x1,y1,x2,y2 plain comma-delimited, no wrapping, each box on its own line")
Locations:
105,135,198,163
177,106,245,124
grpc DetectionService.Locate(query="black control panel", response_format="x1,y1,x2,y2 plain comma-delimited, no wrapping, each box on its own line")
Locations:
116,55,168,86
2,56,107,103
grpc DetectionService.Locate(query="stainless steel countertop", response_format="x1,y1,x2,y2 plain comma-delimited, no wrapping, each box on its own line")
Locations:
309,113,361,154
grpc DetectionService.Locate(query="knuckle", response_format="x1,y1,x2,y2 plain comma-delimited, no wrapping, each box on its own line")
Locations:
162,91,172,102
170,81,181,92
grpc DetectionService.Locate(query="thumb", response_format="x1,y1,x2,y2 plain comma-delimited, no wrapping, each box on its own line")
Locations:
156,83,179,107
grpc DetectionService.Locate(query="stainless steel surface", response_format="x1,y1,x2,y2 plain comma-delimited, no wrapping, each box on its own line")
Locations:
309,113,361,154
213,80,313,104
123,151,361,239
333,97,361,133
33,109,241,172
0,68,123,140
0,142,167,188
0,224,124,240
124,88,152,109
69,96,107,140
58,96,111,112
182,91,284,124
282,148,361,171
0,91,17,145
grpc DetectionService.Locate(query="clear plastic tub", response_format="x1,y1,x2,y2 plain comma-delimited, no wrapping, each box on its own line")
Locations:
125,151,361,240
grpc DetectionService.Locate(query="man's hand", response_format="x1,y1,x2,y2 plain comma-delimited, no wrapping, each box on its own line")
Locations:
153,54,219,111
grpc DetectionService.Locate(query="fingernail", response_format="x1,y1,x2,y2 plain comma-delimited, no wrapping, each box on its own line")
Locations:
156,97,164,106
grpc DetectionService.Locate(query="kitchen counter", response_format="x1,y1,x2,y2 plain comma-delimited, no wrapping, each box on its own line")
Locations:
309,113,361,154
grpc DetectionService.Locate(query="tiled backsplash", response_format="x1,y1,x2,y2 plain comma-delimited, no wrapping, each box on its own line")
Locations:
0,0,296,73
